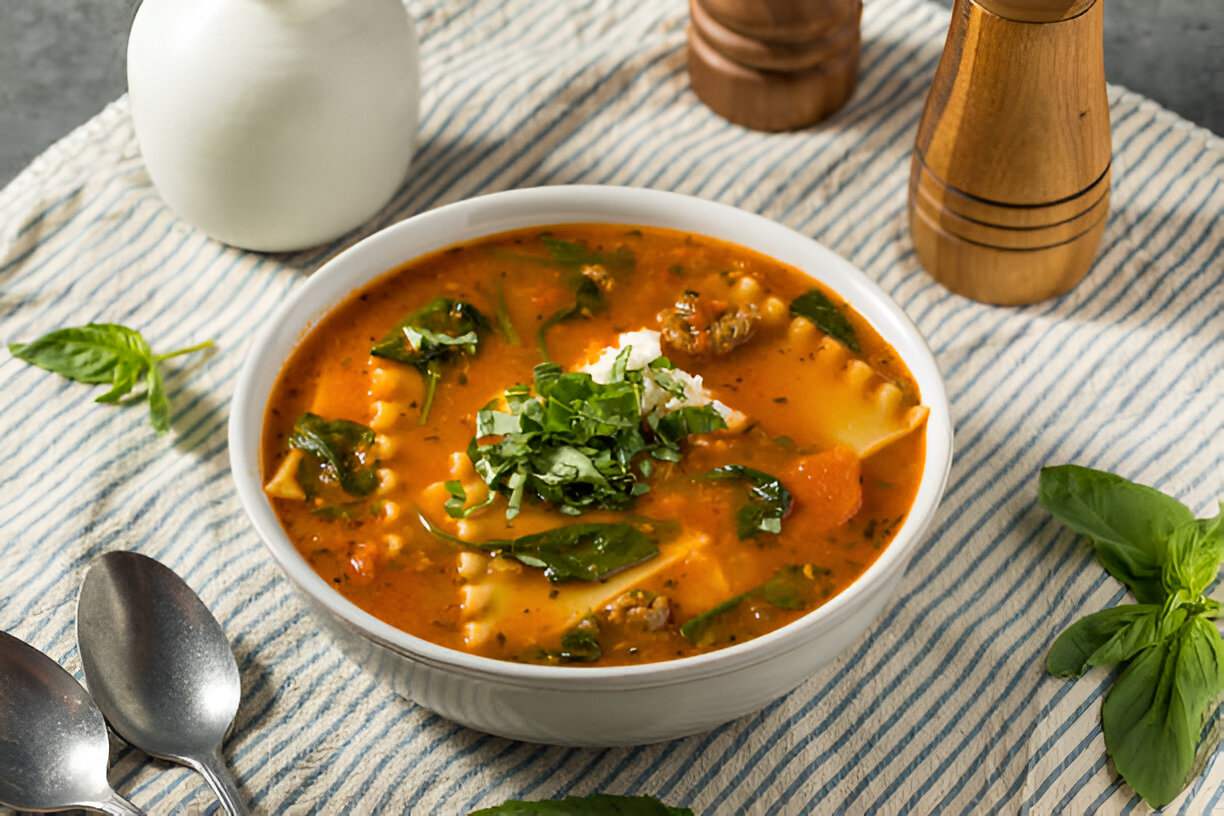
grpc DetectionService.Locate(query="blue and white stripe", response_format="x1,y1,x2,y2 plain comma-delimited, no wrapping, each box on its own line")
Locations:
1,0,1221,812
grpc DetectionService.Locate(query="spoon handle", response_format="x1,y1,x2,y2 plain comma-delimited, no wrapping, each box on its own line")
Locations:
188,748,248,816
82,787,147,816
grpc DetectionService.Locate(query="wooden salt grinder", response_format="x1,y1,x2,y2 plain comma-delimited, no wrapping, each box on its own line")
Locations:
908,0,1111,305
687,0,862,131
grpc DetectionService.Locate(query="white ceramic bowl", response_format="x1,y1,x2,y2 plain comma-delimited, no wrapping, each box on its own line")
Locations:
229,185,953,746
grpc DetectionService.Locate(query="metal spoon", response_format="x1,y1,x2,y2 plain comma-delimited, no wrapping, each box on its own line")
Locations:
76,551,247,816
0,630,144,815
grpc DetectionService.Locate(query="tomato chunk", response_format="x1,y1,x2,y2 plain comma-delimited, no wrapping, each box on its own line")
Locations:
785,447,862,530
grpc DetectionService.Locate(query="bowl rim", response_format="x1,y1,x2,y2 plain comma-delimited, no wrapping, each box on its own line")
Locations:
229,184,953,687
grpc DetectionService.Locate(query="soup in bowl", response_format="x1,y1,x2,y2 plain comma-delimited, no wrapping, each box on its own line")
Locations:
230,186,952,745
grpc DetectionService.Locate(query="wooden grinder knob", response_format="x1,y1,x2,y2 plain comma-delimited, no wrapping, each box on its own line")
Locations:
687,0,862,131
907,0,1111,304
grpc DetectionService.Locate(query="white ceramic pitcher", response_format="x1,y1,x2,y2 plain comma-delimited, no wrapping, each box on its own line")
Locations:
128,0,420,252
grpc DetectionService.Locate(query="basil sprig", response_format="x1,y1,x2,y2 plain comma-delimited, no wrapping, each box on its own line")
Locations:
370,297,488,424
699,465,793,539
789,288,860,353
1041,464,1224,809
8,323,212,434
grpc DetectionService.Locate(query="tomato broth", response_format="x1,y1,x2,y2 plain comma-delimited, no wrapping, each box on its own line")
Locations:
262,224,927,666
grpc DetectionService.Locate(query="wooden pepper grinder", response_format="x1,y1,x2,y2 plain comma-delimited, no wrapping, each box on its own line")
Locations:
687,0,862,131
908,0,1111,305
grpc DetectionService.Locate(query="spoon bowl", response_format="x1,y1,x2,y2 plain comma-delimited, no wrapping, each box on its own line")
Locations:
76,551,246,815
0,630,143,815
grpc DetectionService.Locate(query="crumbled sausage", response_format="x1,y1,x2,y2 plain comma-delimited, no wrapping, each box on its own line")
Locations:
604,591,671,631
659,291,759,356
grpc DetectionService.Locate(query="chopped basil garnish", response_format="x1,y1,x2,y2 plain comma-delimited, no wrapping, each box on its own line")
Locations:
467,359,725,518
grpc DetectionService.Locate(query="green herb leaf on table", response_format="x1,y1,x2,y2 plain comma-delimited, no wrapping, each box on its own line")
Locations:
289,413,380,499
7,322,212,434
1040,464,1224,808
370,297,489,424
1039,464,1194,604
468,791,694,815
789,289,860,353
418,512,660,584
699,465,793,539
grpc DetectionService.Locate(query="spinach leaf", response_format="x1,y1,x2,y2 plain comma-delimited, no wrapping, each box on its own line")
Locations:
468,792,693,816
370,297,489,424
680,564,829,647
537,277,606,361
1039,465,1194,604
533,236,633,361
289,413,379,498
468,361,724,518
1046,604,1177,677
418,512,659,584
789,289,860,353
495,279,520,346
537,617,604,664
1102,618,1224,808
8,323,212,434
540,236,635,273
699,465,793,539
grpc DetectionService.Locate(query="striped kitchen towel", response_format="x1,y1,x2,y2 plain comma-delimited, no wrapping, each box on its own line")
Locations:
1,0,1221,813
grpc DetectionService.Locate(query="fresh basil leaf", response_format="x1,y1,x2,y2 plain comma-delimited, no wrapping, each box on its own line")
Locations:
1046,604,1168,677
8,322,211,434
789,289,860,353
8,323,151,384
649,405,727,448
1102,618,1224,808
289,413,379,498
680,564,829,646
700,465,792,540
1039,465,1194,604
468,792,693,816
370,298,488,424
1163,508,1224,597
145,362,170,434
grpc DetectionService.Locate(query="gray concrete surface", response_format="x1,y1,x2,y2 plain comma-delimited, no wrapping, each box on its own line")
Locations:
0,0,1220,188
